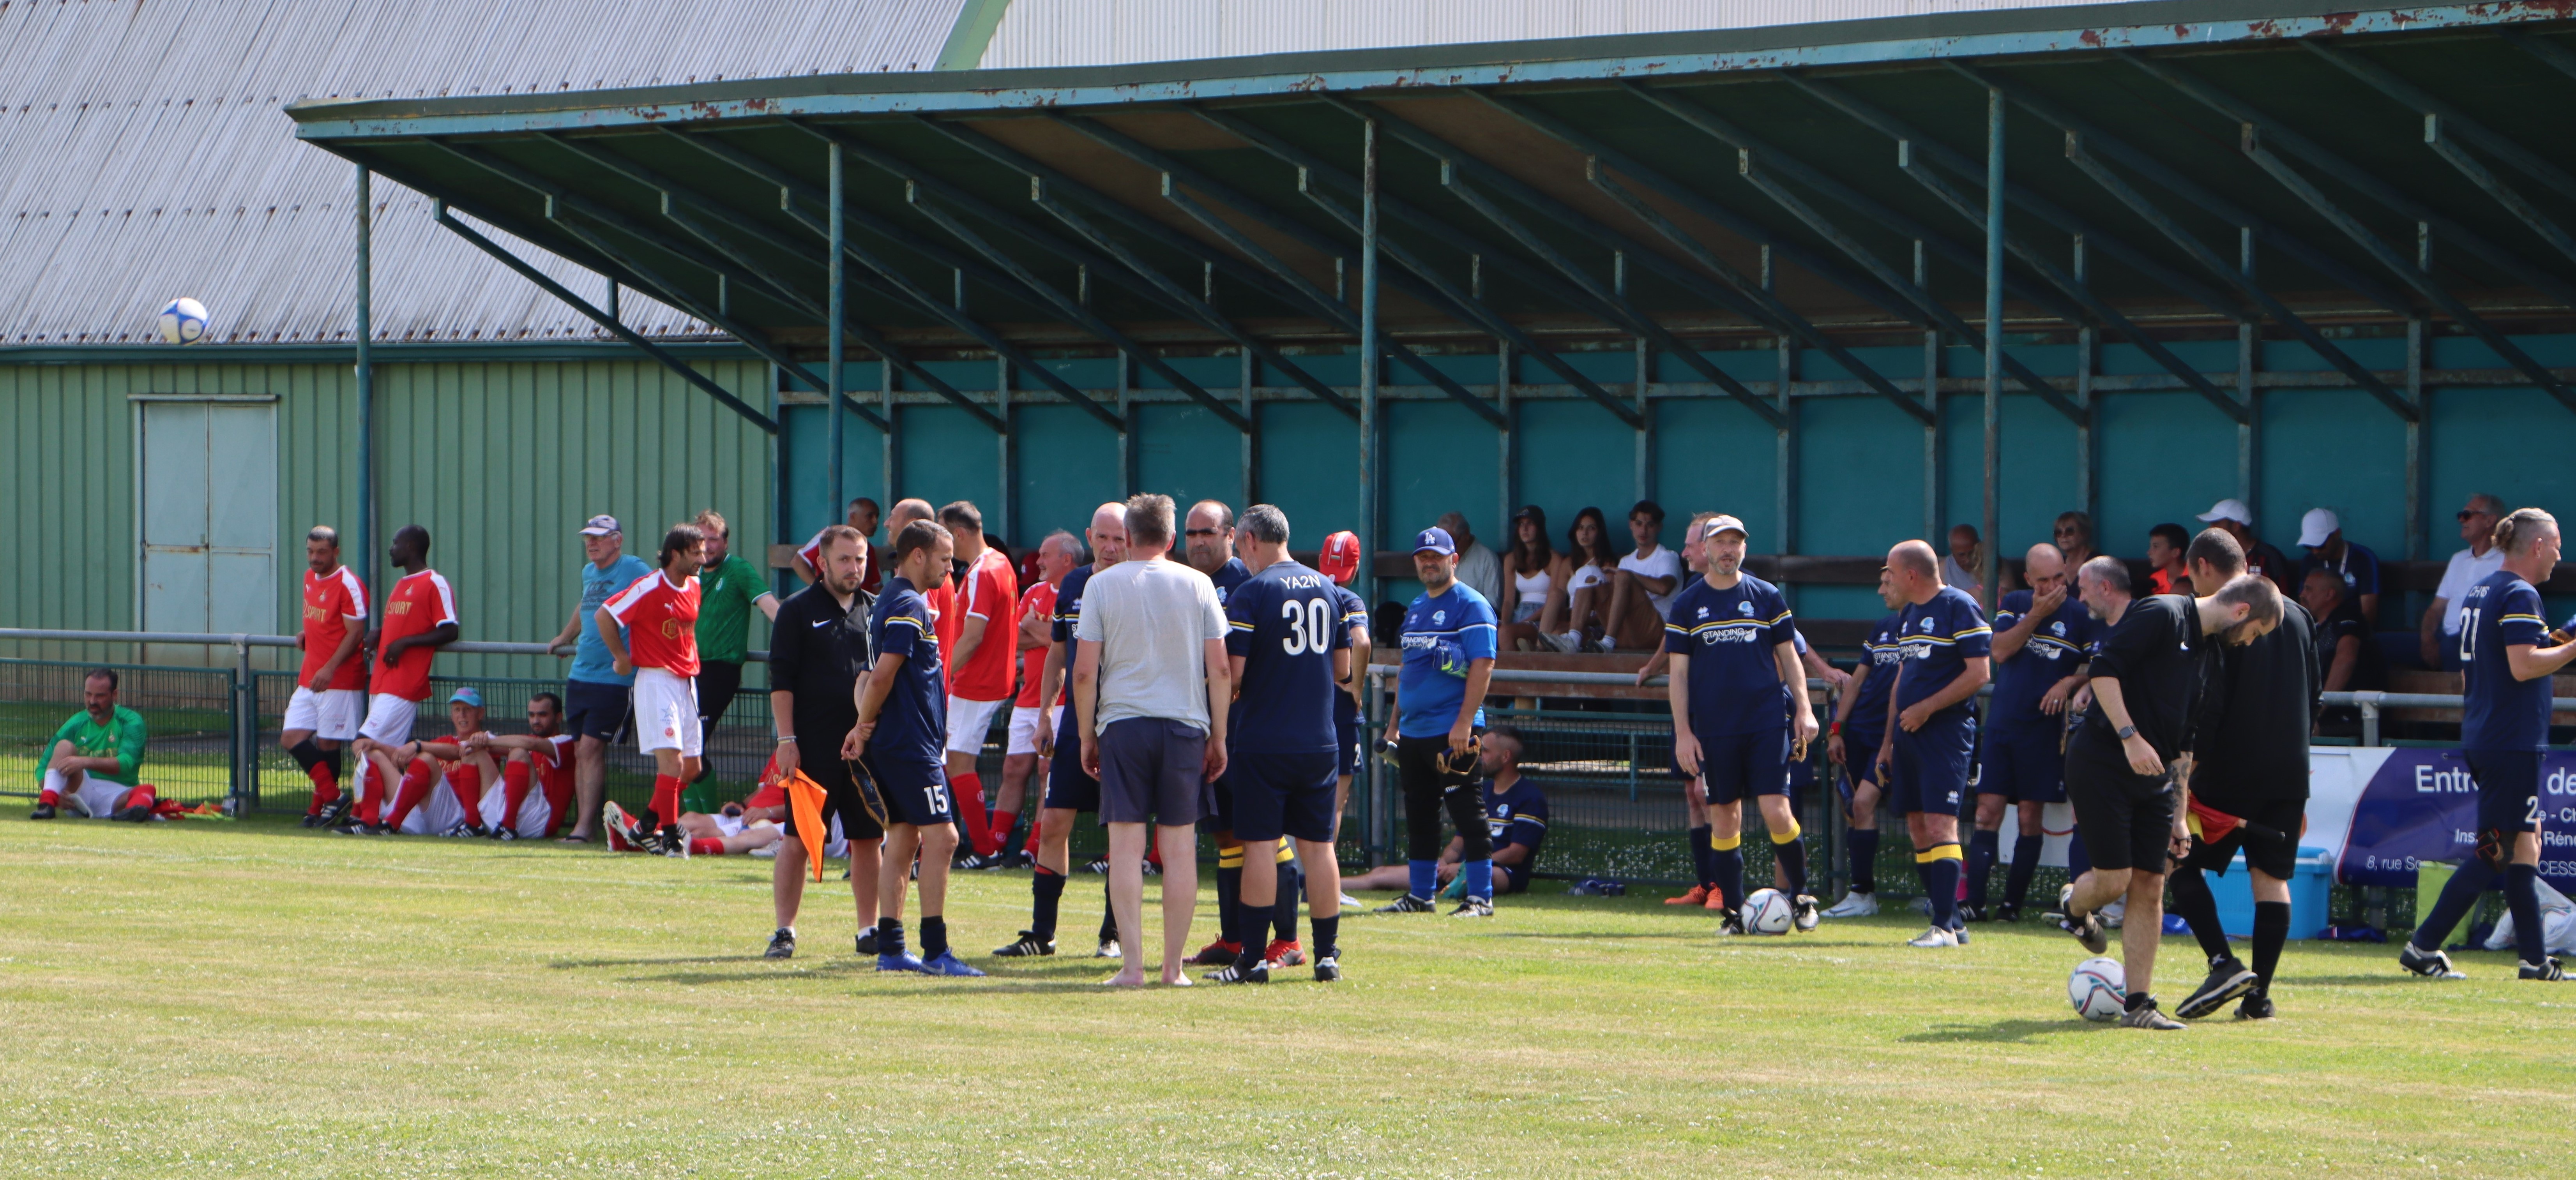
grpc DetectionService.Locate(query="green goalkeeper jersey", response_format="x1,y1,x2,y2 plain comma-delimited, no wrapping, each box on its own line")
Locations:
44,706,146,785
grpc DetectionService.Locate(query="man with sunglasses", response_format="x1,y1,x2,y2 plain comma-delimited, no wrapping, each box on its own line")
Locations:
1378,526,1501,917
2422,494,2508,672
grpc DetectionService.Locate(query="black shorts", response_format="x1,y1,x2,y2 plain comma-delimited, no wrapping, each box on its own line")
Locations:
1493,859,1533,895
2182,796,2304,880
1699,727,1789,805
872,756,957,830
2065,749,2179,873
1223,751,1340,843
1336,718,1362,779
785,753,884,842
1042,708,1100,813
1979,728,2066,804
2470,748,2543,845
696,660,744,729
1836,726,1884,803
1097,717,1215,827
563,679,632,744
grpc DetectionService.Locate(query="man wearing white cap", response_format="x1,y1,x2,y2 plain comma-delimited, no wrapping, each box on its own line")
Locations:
2195,499,2296,596
2296,508,2381,626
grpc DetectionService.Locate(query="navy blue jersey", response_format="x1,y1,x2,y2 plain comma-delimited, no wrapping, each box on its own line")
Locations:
1895,586,1992,718
1396,583,1499,738
1987,589,2095,738
865,576,948,767
1846,612,1904,741
2300,541,2381,600
2461,570,2551,751
1483,776,1548,864
1050,563,1096,646
1225,561,1348,754
1209,556,1251,607
1661,573,1797,736
1330,584,1368,729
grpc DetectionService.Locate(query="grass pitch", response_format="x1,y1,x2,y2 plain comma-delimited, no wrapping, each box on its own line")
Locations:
4,815,2572,1178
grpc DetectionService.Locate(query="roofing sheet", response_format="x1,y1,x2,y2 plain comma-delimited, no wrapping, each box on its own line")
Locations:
0,0,966,345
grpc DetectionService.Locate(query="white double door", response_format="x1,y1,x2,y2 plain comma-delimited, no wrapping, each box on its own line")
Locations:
140,400,277,662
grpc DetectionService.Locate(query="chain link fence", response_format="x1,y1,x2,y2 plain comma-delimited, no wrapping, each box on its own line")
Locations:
0,658,241,807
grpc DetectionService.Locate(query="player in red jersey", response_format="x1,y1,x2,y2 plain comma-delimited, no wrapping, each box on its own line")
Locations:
976,529,1079,870
793,496,883,597
283,526,368,828
599,522,707,852
381,687,496,836
468,691,578,840
940,500,1018,862
339,526,457,834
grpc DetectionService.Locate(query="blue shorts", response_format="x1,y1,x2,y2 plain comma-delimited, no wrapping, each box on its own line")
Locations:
1837,726,1886,802
562,678,631,743
1699,727,1790,805
2469,748,2542,842
1977,728,2065,804
1890,716,1975,816
1042,708,1100,813
1097,717,1214,827
1336,718,1362,778
1223,751,1341,843
871,756,956,829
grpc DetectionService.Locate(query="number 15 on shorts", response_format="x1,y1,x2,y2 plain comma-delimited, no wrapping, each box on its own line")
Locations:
927,788,950,817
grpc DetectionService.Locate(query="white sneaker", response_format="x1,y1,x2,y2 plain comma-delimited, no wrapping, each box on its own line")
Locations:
1538,631,1582,654
1906,925,1959,948
1820,889,1879,918
1337,893,1362,909
1913,896,1933,918
2101,899,2127,929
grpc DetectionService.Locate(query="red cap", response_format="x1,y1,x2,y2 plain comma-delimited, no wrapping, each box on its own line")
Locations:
1319,531,1362,585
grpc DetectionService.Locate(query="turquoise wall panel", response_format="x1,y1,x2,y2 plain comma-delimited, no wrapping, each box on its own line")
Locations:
1013,403,1120,548
1385,400,1497,545
1656,397,1779,550
897,404,1002,526
1257,402,1359,545
1133,402,1243,524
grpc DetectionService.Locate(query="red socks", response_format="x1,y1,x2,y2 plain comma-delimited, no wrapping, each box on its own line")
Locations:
384,758,436,830
305,762,340,815
990,808,1019,854
497,760,532,830
125,785,157,812
444,762,484,818
952,772,995,855
37,788,59,806
648,774,681,829
690,837,725,856
355,757,387,825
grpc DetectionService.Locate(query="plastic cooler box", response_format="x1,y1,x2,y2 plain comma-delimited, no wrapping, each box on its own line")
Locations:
2208,845,2332,940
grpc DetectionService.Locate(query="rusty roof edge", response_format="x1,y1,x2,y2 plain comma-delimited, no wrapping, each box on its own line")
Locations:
286,0,2576,139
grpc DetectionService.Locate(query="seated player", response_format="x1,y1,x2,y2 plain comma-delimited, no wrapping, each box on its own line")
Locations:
373,688,496,836
465,691,577,840
601,795,785,857
1346,730,1545,894
30,669,157,822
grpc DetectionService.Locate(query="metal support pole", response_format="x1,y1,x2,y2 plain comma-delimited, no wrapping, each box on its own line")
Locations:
997,356,1013,545
827,142,846,528
880,358,898,510
1367,667,1391,866
1981,88,2004,602
1766,247,1792,556
2075,235,2098,524
1919,241,1941,543
1359,117,1381,606
2408,224,2430,562
1636,337,1654,507
2238,227,2258,511
2360,697,2382,748
1497,340,1514,540
233,637,253,811
353,165,376,609
1241,350,1258,506
1117,353,1134,497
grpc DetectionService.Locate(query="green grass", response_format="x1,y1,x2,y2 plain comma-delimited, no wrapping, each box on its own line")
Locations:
4,816,2572,1178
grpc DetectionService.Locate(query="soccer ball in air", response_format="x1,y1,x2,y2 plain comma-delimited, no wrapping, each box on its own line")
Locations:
2069,957,2127,1022
1740,888,1793,935
158,298,209,344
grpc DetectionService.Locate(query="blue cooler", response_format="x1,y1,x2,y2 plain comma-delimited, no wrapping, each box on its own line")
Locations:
2209,846,2332,940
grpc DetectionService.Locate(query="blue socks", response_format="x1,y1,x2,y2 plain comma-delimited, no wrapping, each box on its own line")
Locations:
1966,829,2000,909
1689,825,1715,889
1847,828,1879,894
1463,859,1493,901
1918,846,1963,930
2412,859,2498,952
2005,833,2043,910
1711,836,1746,912
1408,859,1438,901
1772,828,1809,897
2509,864,2546,966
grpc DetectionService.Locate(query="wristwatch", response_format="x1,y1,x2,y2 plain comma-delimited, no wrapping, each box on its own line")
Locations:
2115,724,2137,741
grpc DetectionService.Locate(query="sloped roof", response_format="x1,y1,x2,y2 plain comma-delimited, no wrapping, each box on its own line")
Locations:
0,0,966,346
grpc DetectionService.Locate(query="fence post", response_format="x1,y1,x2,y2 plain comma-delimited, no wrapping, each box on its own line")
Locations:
232,638,253,814
1821,685,1844,901
2359,694,2381,748
1367,666,1389,869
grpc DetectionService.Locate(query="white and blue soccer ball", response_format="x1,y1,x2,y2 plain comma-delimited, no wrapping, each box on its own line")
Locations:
2069,956,2127,1022
158,297,209,344
1741,887,1793,935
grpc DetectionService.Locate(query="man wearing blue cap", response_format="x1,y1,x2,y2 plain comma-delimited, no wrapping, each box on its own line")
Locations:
544,514,651,843
1378,526,1502,917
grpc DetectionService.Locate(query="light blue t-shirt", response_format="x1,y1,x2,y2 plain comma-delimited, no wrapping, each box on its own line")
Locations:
570,554,653,685
1396,582,1499,739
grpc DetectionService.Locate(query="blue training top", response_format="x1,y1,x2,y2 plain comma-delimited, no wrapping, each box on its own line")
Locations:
1894,586,1993,723
569,554,653,685
1483,776,1548,866
1661,572,1797,737
1396,581,1499,739
1845,612,1903,745
1225,560,1348,755
1209,556,1251,607
865,575,948,768
1987,589,2096,739
1330,584,1369,730
2460,570,2552,752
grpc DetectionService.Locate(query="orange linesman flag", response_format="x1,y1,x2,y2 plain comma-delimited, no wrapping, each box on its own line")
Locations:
782,769,830,883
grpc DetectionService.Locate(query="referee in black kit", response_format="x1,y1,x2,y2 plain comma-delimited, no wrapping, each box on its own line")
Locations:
761,524,881,961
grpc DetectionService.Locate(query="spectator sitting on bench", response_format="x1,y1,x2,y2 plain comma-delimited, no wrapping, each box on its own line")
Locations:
1345,729,1545,895
1498,505,1562,652
1540,506,1618,653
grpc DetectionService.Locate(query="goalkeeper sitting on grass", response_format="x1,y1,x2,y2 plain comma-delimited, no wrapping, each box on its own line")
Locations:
30,669,158,822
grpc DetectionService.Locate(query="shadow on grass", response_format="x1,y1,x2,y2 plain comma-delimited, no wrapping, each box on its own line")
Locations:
2288,974,2446,988
1898,1018,2108,1044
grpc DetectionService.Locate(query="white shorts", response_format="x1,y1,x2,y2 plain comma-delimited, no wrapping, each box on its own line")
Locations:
283,686,365,741
1006,704,1061,756
359,695,419,746
393,770,472,835
47,769,133,818
633,667,703,757
945,695,1009,758
477,773,552,840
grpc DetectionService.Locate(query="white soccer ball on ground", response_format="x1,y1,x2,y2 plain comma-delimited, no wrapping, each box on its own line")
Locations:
158,297,208,344
2069,956,2126,1022
1740,887,1793,935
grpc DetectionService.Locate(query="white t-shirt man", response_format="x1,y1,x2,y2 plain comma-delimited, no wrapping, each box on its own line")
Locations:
2433,543,2507,636
1617,545,1685,619
1075,557,1230,733
1454,540,1502,607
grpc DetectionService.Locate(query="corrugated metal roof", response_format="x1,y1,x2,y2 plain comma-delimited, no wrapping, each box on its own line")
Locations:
979,0,2124,69
0,0,966,345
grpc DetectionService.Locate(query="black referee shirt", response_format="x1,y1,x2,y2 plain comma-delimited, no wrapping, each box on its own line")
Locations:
767,582,874,750
2189,600,2318,807
2069,593,2206,767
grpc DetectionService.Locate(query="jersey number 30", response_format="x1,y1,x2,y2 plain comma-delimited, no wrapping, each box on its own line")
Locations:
1279,598,1334,655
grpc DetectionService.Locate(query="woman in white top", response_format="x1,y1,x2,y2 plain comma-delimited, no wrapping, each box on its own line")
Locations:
1498,505,1557,651
1539,506,1615,653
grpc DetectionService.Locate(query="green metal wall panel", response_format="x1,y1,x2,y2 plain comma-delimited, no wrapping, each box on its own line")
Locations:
1255,402,1357,549
1012,402,1119,546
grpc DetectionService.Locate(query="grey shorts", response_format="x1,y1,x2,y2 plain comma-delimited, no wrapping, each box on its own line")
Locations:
1097,717,1216,827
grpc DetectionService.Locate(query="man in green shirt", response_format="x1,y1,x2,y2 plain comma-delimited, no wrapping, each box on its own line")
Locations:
31,668,154,821
691,510,779,790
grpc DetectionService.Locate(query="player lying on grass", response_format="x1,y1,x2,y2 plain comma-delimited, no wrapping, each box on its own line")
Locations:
29,668,157,822
1345,730,1544,898
601,794,785,857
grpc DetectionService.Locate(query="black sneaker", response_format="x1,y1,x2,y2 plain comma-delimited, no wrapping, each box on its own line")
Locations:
1715,911,1749,937
2235,993,2275,1020
27,803,54,820
2119,997,2186,1030
955,852,1007,871
1958,903,1987,923
1203,961,1270,984
1083,857,1110,875
2519,957,2569,981
2057,884,2107,955
1792,894,1820,933
855,929,879,956
764,928,796,959
313,795,353,830
2176,957,2260,1019
1140,859,1161,878
1447,898,1493,918
992,931,1055,957
1374,894,1436,914
1312,954,1341,982
112,803,154,823
2398,942,2466,979
1993,902,2022,924
1000,849,1033,870
299,813,323,828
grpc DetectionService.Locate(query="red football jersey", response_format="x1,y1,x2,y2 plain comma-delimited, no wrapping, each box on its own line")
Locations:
528,733,574,794
1012,580,1058,708
926,571,959,684
299,565,369,691
949,547,1019,702
603,570,701,677
372,570,457,702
